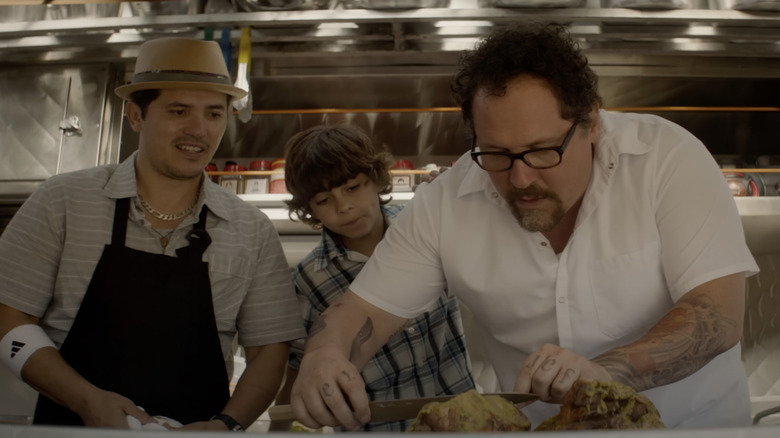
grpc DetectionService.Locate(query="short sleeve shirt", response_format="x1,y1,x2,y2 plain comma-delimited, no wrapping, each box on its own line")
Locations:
0,152,306,376
350,111,759,428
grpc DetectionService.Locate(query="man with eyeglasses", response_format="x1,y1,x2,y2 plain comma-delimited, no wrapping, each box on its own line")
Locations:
288,23,758,430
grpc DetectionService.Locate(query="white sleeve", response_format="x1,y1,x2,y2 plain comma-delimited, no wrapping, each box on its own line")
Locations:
350,183,446,319
654,123,758,300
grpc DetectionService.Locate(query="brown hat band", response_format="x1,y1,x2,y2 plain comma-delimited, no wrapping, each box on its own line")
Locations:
131,69,232,86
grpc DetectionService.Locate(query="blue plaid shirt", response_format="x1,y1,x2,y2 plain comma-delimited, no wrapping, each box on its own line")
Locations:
288,204,475,431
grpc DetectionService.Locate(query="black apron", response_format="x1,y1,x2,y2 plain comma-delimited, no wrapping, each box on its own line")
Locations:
34,198,229,426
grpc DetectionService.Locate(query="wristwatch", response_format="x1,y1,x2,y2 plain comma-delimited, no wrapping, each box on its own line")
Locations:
210,413,244,432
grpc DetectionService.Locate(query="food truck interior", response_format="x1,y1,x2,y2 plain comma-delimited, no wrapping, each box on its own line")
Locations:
1,0,780,428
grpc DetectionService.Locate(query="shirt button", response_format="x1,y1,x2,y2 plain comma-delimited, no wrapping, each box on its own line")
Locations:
541,242,548,247
491,192,499,199
558,297,566,303
407,327,416,334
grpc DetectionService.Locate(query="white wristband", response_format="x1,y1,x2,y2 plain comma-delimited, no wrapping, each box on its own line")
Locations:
0,324,56,380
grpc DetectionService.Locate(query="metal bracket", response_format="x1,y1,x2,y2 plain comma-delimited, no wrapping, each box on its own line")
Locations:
58,115,82,137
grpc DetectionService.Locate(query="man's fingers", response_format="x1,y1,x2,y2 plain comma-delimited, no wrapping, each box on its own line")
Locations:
516,345,568,402
338,369,370,425
129,408,154,424
289,371,367,430
291,388,338,429
530,356,562,401
319,369,372,430
549,367,580,402
518,346,609,404
515,352,544,394
322,395,360,430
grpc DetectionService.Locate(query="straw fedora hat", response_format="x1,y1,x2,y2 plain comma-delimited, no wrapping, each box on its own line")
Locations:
115,37,247,100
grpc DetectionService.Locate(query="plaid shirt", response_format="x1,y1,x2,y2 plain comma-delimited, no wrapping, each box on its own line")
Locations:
289,204,475,431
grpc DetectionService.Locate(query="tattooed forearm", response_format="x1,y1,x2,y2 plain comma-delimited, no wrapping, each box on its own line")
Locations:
305,303,348,348
594,294,738,392
348,317,374,362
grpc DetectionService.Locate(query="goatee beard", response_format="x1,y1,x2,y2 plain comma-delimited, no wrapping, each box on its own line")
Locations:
506,186,564,232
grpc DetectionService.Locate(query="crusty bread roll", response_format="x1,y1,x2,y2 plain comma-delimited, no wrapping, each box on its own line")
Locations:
409,389,531,432
535,380,665,431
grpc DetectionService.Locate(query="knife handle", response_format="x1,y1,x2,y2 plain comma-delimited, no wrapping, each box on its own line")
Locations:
267,404,296,421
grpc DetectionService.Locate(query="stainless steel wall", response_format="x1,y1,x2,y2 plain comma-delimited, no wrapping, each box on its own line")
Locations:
116,74,780,169
0,64,122,202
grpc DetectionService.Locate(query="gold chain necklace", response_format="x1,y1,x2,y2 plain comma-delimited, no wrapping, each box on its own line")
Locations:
138,195,196,222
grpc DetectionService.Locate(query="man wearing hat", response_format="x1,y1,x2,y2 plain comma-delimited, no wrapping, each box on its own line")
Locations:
0,37,305,430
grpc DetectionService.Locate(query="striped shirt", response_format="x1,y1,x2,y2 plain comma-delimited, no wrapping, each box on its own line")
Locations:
288,204,475,432
0,152,305,377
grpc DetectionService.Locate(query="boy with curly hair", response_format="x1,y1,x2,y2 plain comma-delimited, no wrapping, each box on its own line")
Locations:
271,124,475,432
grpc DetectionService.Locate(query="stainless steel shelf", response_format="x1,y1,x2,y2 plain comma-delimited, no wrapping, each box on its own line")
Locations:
244,191,780,257
2,8,780,37
3,6,780,65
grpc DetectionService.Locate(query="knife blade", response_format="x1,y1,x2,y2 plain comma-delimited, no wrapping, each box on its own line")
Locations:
267,392,538,422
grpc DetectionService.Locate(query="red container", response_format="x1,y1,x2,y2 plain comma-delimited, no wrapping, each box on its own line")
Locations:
269,158,287,194
205,162,219,183
724,172,761,197
392,159,414,170
223,162,246,172
250,159,271,171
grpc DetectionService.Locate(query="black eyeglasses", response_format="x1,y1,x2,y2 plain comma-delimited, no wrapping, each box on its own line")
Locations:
470,122,578,172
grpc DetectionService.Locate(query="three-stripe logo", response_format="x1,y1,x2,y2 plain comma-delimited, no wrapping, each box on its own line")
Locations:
10,340,25,358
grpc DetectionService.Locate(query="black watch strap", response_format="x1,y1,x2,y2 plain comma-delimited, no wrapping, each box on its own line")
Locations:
211,413,244,432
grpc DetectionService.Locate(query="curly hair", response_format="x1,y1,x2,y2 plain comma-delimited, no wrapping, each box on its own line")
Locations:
451,22,602,129
284,124,393,228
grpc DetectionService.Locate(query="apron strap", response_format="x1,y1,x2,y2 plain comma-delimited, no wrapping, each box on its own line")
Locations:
176,205,211,260
111,198,130,246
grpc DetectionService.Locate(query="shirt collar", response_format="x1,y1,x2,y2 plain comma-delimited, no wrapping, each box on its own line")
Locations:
103,151,141,200
454,110,656,201
101,151,231,222
454,151,497,200
312,204,401,271
199,176,233,222
311,229,348,271
594,109,653,171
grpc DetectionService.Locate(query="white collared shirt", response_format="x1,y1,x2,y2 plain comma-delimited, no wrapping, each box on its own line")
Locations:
351,110,759,428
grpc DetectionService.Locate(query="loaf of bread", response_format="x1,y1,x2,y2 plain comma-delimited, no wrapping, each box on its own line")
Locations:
409,389,531,432
535,380,665,430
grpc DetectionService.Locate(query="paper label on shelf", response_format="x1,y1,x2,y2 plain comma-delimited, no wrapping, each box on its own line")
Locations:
245,178,269,194
220,179,241,194
392,174,413,192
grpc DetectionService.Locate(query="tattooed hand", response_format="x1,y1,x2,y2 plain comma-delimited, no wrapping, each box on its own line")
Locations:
513,343,612,403
289,346,369,431
290,290,409,430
